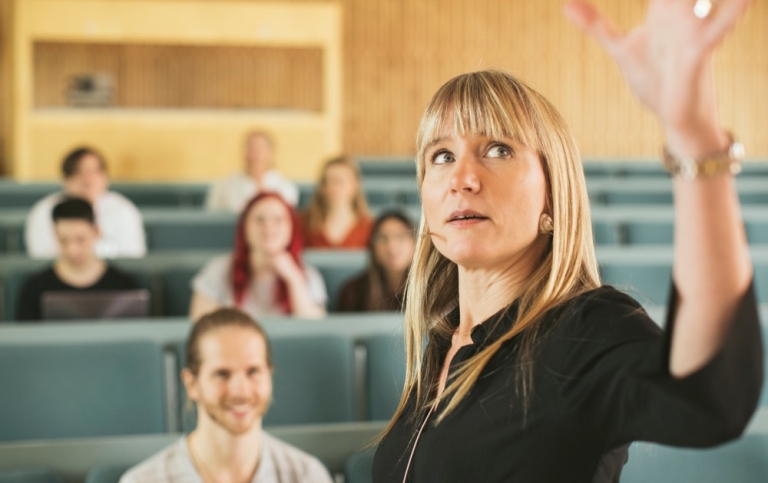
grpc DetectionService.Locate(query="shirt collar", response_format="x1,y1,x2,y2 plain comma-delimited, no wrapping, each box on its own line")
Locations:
446,300,521,349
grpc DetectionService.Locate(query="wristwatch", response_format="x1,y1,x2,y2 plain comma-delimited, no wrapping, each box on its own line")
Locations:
662,134,745,181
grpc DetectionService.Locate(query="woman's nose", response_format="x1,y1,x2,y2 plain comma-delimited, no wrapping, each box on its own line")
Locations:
449,154,481,194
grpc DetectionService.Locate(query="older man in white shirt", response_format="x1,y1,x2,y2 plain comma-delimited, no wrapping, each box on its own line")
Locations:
205,130,299,212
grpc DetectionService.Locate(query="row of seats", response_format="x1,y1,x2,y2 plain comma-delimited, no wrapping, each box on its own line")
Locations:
3,247,768,321
2,307,768,442
0,250,367,321
6,429,768,483
0,422,385,482
2,168,768,210
0,316,405,443
3,204,768,254
355,158,768,179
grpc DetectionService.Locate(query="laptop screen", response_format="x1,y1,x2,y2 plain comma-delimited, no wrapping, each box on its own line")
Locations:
40,289,151,320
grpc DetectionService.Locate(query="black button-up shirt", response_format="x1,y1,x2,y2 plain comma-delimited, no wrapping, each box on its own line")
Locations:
373,284,762,482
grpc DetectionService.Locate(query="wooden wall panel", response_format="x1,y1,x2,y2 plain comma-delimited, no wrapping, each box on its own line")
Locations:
340,0,768,159
3,0,767,178
33,43,323,111
0,0,10,175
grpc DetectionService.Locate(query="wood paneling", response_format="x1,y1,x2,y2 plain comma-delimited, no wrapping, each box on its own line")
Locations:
3,0,768,179
33,42,323,111
0,0,11,175
340,0,768,158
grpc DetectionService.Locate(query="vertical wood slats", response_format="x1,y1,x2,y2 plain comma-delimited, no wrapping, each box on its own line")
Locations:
341,0,768,158
32,42,323,111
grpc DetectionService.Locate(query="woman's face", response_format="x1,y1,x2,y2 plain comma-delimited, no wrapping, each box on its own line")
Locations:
372,218,415,274
420,129,549,271
322,164,359,206
244,197,293,256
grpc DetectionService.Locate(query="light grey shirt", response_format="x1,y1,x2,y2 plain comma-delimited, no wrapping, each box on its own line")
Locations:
119,432,334,483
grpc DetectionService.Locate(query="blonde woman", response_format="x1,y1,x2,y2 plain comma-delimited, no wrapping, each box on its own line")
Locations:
373,1,762,482
301,156,373,249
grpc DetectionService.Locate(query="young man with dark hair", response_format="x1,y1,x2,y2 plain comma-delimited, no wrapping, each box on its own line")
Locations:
16,197,140,321
120,308,333,483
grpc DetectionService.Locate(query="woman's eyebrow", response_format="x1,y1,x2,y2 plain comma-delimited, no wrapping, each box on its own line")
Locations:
424,137,447,151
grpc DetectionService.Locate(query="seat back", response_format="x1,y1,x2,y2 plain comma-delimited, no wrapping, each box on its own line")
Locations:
266,335,356,425
365,333,406,421
344,449,376,483
0,341,167,441
84,465,131,483
159,267,198,317
0,468,63,483
621,434,768,483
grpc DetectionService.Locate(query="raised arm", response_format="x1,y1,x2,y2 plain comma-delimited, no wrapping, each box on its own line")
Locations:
565,0,754,377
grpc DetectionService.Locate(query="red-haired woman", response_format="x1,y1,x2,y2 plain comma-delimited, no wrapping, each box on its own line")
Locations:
190,193,327,320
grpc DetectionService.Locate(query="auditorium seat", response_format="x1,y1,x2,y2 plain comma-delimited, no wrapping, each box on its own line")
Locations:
266,335,357,426
623,221,673,245
84,465,130,483
365,333,406,421
621,433,768,483
143,212,236,251
599,263,672,306
0,468,63,483
0,341,167,441
344,448,376,483
159,267,198,317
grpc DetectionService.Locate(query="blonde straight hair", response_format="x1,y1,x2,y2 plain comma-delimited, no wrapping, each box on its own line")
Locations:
305,156,371,231
384,70,601,434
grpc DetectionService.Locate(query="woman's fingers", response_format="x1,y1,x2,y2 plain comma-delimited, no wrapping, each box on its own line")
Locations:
563,0,624,56
701,0,753,47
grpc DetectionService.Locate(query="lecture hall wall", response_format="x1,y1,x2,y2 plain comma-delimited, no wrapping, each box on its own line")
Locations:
0,0,766,179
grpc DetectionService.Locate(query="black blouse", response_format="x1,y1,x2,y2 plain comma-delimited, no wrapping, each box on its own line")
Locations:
372,284,762,483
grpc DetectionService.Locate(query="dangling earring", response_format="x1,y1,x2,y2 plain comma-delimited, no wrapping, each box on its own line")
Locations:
539,214,554,235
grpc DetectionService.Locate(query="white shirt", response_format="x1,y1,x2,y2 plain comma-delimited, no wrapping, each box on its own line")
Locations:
192,254,327,317
119,432,334,483
24,191,147,259
205,171,300,212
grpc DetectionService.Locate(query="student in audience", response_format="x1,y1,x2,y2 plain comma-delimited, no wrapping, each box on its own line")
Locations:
190,192,326,320
16,198,140,321
24,147,147,259
373,1,763,482
337,211,415,312
120,307,334,483
301,156,373,249
206,130,300,212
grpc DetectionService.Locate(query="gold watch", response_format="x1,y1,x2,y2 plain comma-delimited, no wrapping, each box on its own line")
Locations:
662,134,745,181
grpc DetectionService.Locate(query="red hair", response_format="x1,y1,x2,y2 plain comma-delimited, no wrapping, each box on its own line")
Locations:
231,192,304,314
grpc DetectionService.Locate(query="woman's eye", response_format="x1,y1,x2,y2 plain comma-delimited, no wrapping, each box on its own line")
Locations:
431,150,455,164
487,144,512,158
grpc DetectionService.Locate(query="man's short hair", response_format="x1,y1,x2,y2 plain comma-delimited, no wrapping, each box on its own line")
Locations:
52,197,96,225
61,147,107,178
187,308,273,376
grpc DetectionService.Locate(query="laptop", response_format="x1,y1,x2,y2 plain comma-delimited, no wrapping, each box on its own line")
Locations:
41,289,151,320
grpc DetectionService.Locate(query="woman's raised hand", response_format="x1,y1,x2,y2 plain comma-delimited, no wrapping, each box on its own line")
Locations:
564,0,752,154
